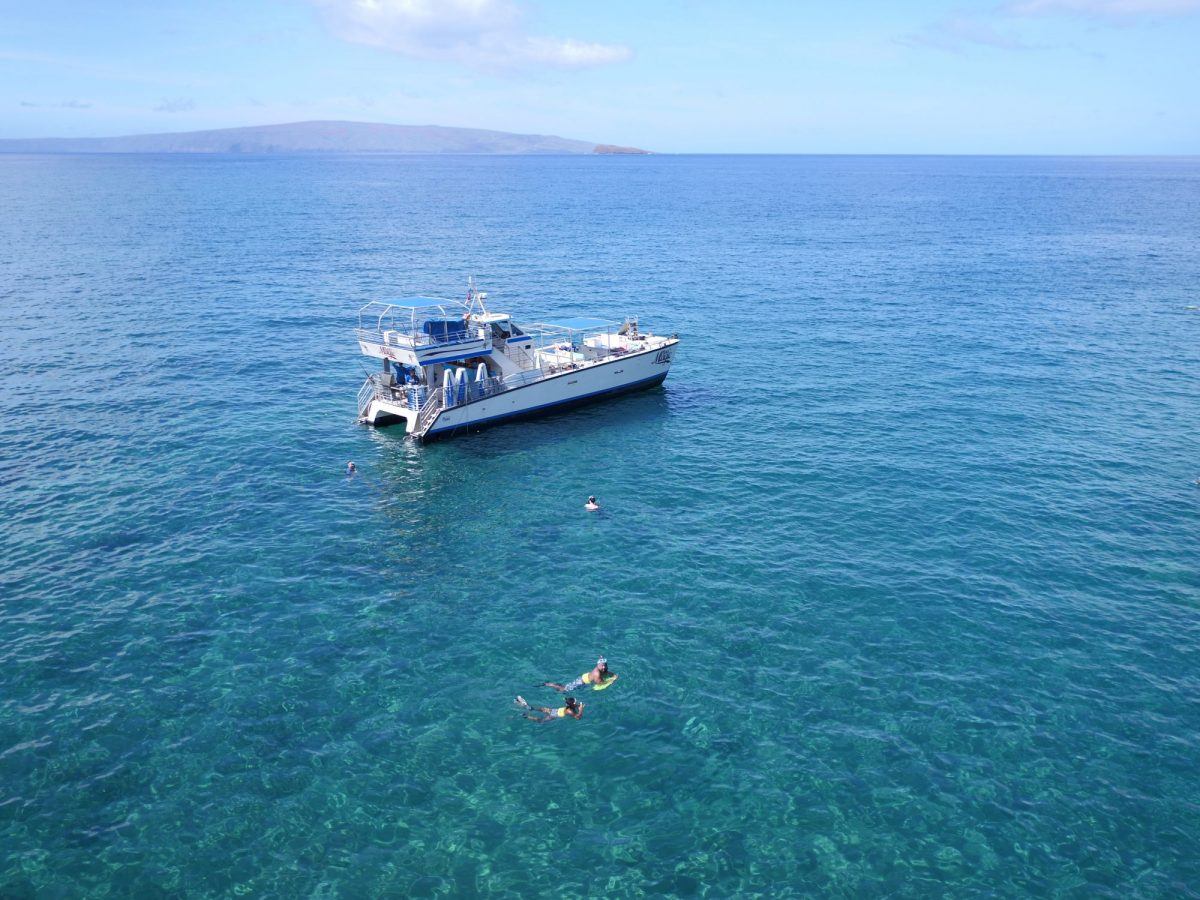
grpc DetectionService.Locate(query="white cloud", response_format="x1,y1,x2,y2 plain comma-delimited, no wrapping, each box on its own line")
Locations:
1006,0,1200,15
311,0,632,70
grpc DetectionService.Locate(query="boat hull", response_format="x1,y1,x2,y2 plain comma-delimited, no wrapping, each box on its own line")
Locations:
422,372,667,441
421,340,676,441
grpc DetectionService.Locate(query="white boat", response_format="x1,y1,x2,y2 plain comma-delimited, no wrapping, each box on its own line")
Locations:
355,282,680,441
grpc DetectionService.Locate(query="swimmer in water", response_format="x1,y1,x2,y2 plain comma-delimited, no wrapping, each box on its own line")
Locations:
515,695,583,722
585,495,600,511
543,656,618,692
347,461,356,475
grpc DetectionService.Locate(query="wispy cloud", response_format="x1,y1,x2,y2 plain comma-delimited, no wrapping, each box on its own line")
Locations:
154,97,196,113
0,48,222,88
311,0,632,71
900,16,1034,52
903,0,1200,53
18,99,93,109
1005,0,1200,15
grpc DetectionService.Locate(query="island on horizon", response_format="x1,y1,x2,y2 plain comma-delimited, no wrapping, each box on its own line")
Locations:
0,120,652,156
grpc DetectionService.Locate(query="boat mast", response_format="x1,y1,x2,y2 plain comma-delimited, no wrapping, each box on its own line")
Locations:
465,275,489,317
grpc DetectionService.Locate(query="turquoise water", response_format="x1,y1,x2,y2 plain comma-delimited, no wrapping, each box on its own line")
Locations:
2,153,1199,897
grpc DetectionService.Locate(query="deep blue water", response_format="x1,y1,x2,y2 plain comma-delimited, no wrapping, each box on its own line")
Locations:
2,153,1199,897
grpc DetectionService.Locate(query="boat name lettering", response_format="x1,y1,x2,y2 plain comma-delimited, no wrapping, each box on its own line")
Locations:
653,348,673,365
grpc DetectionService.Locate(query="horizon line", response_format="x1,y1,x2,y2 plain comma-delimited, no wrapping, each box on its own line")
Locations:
0,150,1197,158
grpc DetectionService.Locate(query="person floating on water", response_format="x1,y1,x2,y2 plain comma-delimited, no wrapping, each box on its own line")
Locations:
585,495,600,511
543,656,618,692
515,695,583,722
346,461,356,476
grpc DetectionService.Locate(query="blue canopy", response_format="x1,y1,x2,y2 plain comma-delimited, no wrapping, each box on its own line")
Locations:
423,318,468,341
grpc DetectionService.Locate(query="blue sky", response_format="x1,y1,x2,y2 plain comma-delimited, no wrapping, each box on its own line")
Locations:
1,0,1197,152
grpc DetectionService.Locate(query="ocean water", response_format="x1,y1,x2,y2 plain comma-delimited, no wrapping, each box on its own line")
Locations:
1,152,1199,897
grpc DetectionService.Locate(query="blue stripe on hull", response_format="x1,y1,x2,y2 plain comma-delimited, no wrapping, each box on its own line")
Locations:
421,371,668,441
416,347,490,365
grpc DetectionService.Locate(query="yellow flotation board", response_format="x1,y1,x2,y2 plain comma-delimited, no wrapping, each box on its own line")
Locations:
590,673,618,692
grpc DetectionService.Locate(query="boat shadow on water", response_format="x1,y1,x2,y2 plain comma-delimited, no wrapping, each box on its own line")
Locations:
352,383,678,547
366,378,678,456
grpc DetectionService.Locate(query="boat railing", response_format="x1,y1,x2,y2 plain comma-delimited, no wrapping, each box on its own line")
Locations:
416,389,444,433
357,326,490,350
362,368,512,428
502,369,545,389
507,343,540,371
357,376,378,418
359,373,431,417
387,331,676,433
419,373,506,427
413,373,533,434
441,375,508,409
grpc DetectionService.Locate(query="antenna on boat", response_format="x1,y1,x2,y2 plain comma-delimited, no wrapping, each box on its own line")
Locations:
465,274,488,316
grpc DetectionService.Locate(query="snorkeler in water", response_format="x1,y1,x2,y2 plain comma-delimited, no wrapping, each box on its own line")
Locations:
585,495,600,511
515,695,583,722
542,656,618,692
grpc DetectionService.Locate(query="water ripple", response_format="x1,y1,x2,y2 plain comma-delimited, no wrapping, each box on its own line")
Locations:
2,154,1199,896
